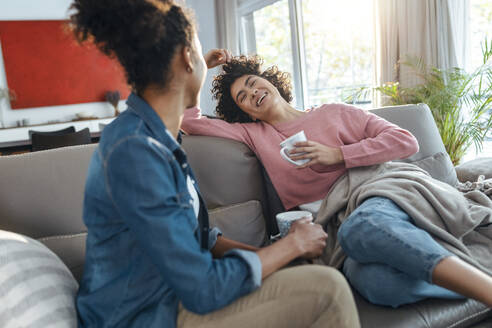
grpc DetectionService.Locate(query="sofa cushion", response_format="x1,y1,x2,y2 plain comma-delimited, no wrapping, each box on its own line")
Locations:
0,144,95,239
410,152,458,186
208,200,267,247
371,104,457,186
354,289,491,328
182,136,266,209
39,233,87,283
456,157,492,183
0,230,78,327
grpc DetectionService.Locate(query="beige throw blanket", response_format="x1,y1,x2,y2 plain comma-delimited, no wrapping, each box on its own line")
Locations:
315,162,492,276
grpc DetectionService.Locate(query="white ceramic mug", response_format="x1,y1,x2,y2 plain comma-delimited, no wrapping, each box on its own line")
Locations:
276,210,313,238
279,130,310,166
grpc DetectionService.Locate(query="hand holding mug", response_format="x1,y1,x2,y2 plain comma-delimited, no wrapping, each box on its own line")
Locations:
288,218,327,259
275,210,327,259
288,140,344,169
279,131,310,166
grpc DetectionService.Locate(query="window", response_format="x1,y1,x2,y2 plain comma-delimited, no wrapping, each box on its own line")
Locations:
470,0,492,71
468,0,492,158
238,0,374,109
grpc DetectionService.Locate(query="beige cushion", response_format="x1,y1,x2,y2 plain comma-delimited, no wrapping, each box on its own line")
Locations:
410,152,458,186
208,200,267,247
0,144,95,238
39,233,87,283
182,136,266,209
455,157,492,183
0,230,78,327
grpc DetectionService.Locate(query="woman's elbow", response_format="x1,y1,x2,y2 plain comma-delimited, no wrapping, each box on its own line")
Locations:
401,133,419,158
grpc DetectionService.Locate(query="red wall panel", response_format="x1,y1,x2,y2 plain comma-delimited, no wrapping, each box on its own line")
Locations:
0,20,130,109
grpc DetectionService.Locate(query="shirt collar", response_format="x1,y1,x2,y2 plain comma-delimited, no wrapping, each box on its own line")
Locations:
126,93,180,153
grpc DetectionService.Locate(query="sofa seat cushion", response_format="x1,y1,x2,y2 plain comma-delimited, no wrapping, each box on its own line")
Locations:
208,200,267,247
39,232,87,283
354,289,491,328
0,230,78,327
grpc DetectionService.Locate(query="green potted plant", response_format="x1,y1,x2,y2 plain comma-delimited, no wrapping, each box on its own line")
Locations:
349,40,492,165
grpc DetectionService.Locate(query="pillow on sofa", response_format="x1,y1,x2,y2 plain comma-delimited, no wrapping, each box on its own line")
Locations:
455,157,492,183
0,230,78,327
406,152,458,186
208,200,267,247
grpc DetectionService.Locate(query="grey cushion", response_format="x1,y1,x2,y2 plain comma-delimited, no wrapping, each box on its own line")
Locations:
411,152,458,186
370,104,447,162
209,200,267,247
0,144,95,238
371,104,457,186
0,230,78,327
182,136,266,209
39,233,87,283
455,157,492,183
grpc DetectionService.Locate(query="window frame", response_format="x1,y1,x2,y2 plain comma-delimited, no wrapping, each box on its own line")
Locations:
238,0,308,109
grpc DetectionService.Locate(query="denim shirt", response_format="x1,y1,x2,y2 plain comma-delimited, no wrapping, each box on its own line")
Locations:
77,93,262,328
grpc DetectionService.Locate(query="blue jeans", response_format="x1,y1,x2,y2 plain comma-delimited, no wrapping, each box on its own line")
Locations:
337,197,464,307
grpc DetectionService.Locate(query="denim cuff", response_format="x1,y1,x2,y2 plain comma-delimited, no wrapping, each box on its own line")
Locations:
224,249,262,290
208,227,222,250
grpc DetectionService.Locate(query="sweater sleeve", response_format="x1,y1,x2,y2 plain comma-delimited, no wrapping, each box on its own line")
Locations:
181,107,252,146
339,106,419,168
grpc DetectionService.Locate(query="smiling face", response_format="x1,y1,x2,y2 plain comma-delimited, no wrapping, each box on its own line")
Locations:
230,74,284,121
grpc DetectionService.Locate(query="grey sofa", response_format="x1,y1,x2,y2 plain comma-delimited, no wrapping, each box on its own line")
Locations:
0,103,491,327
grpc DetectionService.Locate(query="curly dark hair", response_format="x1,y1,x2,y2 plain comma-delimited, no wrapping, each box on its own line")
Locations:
69,0,195,95
212,55,293,123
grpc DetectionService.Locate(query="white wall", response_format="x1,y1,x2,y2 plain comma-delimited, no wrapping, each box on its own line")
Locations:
0,0,219,129
188,0,220,115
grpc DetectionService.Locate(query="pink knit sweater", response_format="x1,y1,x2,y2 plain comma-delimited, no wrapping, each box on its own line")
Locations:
182,103,419,210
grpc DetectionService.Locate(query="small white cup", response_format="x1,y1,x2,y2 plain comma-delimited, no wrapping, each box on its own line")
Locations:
276,210,313,238
279,130,309,166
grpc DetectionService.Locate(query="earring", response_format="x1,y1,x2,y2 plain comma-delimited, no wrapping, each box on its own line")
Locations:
186,66,192,73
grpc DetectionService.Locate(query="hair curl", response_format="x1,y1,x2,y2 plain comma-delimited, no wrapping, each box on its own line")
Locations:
212,55,293,123
69,0,195,94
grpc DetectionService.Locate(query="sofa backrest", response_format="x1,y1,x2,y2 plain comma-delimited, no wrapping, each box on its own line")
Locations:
0,138,273,280
0,144,97,280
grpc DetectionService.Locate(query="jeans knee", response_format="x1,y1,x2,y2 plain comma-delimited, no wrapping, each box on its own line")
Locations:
343,258,420,308
337,215,368,254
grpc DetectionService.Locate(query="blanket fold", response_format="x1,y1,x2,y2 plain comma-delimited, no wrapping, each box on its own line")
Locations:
315,162,492,276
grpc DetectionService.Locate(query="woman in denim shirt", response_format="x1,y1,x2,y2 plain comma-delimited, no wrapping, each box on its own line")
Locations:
69,0,360,327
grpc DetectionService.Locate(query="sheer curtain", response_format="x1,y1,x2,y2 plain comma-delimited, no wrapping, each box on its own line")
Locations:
373,0,469,104
215,0,240,54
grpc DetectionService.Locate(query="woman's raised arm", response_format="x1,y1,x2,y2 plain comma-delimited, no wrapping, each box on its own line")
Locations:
181,107,253,145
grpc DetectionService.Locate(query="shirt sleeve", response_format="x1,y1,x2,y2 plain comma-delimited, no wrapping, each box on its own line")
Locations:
208,227,222,250
181,107,253,145
105,136,261,314
339,105,419,168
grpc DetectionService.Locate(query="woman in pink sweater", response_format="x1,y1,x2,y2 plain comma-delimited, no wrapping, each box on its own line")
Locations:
182,55,492,308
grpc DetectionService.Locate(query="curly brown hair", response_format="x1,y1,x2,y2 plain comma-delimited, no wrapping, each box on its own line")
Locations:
69,0,195,95
212,55,293,123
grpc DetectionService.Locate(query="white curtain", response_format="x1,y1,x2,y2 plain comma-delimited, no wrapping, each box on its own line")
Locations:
215,0,240,55
373,0,469,104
